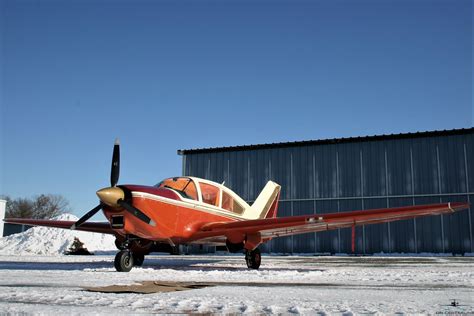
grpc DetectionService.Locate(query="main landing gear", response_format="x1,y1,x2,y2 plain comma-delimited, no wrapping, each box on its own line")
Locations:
245,248,261,269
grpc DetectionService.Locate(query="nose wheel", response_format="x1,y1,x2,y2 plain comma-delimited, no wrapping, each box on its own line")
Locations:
114,250,134,272
245,248,261,269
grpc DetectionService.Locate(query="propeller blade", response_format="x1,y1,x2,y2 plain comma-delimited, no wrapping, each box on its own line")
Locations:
110,138,120,187
71,204,103,230
118,200,156,227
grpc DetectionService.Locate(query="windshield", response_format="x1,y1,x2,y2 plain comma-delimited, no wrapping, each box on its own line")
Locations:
155,177,198,200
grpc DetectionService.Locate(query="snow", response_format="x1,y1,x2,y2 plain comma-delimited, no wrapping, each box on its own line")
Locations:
0,216,472,314
0,213,116,255
0,255,472,315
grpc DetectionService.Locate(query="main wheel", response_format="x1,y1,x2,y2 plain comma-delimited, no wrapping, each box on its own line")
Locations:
114,250,134,272
133,253,145,266
245,248,261,269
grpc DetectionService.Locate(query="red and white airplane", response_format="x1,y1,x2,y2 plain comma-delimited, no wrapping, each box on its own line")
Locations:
4,140,469,272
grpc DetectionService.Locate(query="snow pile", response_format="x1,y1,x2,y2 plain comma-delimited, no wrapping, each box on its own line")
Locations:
0,213,116,255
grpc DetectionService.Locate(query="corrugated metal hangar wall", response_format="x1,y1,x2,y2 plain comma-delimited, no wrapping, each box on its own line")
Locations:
178,128,474,254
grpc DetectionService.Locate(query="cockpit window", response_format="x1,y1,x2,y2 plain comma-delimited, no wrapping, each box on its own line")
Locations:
222,191,245,214
200,182,220,207
156,177,198,200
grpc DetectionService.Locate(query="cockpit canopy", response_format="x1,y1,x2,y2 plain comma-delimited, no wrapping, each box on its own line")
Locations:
155,177,247,214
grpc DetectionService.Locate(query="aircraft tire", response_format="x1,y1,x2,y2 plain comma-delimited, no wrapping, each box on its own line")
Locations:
245,248,261,269
133,253,145,266
114,250,134,272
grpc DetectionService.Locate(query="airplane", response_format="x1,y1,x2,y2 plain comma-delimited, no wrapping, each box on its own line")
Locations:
4,140,469,272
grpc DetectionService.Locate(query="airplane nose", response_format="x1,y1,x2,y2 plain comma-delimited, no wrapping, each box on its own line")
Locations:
96,187,125,208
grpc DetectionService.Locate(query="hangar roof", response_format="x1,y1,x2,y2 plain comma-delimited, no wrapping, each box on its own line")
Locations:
177,127,474,155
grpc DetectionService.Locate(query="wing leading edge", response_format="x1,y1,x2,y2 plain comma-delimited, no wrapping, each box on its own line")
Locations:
3,218,114,235
191,202,470,241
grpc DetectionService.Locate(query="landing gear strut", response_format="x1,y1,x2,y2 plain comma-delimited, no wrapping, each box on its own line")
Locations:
245,248,261,269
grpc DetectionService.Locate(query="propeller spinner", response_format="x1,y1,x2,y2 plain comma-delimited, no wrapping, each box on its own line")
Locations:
70,139,156,229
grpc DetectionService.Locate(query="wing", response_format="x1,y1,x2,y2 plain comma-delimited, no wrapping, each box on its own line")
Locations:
190,202,469,242
3,218,115,235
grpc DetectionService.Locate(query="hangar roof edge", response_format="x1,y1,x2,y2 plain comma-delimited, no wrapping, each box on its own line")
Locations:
177,127,474,155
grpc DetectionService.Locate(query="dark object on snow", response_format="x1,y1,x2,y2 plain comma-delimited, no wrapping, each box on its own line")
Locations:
65,237,94,255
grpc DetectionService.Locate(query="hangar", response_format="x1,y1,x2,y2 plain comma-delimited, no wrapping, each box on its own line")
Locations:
178,128,474,255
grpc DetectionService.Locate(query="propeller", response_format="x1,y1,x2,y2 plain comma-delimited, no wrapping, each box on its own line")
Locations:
70,204,103,230
110,138,120,187
70,138,154,230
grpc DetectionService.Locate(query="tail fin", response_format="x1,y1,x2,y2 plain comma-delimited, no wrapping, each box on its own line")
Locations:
242,181,281,220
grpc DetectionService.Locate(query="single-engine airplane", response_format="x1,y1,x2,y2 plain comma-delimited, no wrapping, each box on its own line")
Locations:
4,140,469,272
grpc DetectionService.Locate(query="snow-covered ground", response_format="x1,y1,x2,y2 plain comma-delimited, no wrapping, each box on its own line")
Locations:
0,254,472,315
0,214,116,255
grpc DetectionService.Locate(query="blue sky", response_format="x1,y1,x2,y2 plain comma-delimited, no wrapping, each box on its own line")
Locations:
1,0,472,217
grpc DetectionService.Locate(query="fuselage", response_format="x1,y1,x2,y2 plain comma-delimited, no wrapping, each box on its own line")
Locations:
102,177,250,244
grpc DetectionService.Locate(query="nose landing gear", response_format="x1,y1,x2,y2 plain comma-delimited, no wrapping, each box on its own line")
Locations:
114,250,134,272
114,236,148,272
114,250,146,271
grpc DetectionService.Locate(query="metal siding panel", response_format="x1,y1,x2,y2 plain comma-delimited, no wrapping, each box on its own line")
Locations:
226,151,234,189
182,154,188,176
467,134,474,192
437,135,467,194
248,150,258,201
271,148,291,200
187,154,197,177
315,200,339,253
363,198,390,254
208,153,216,181
187,154,194,176
243,152,250,200
194,153,208,179
203,153,210,179
185,154,194,176
314,145,337,198
471,194,474,252
210,153,224,183
307,146,315,199
414,196,443,252
412,137,439,194
264,149,272,183
228,151,244,196
223,151,230,185
292,146,313,200
293,201,315,253
440,195,470,254
195,154,205,178
253,149,266,201
338,143,362,197
361,142,386,197
258,149,272,199
386,139,413,196
271,201,292,253
388,198,416,253
339,199,363,253
259,241,270,253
